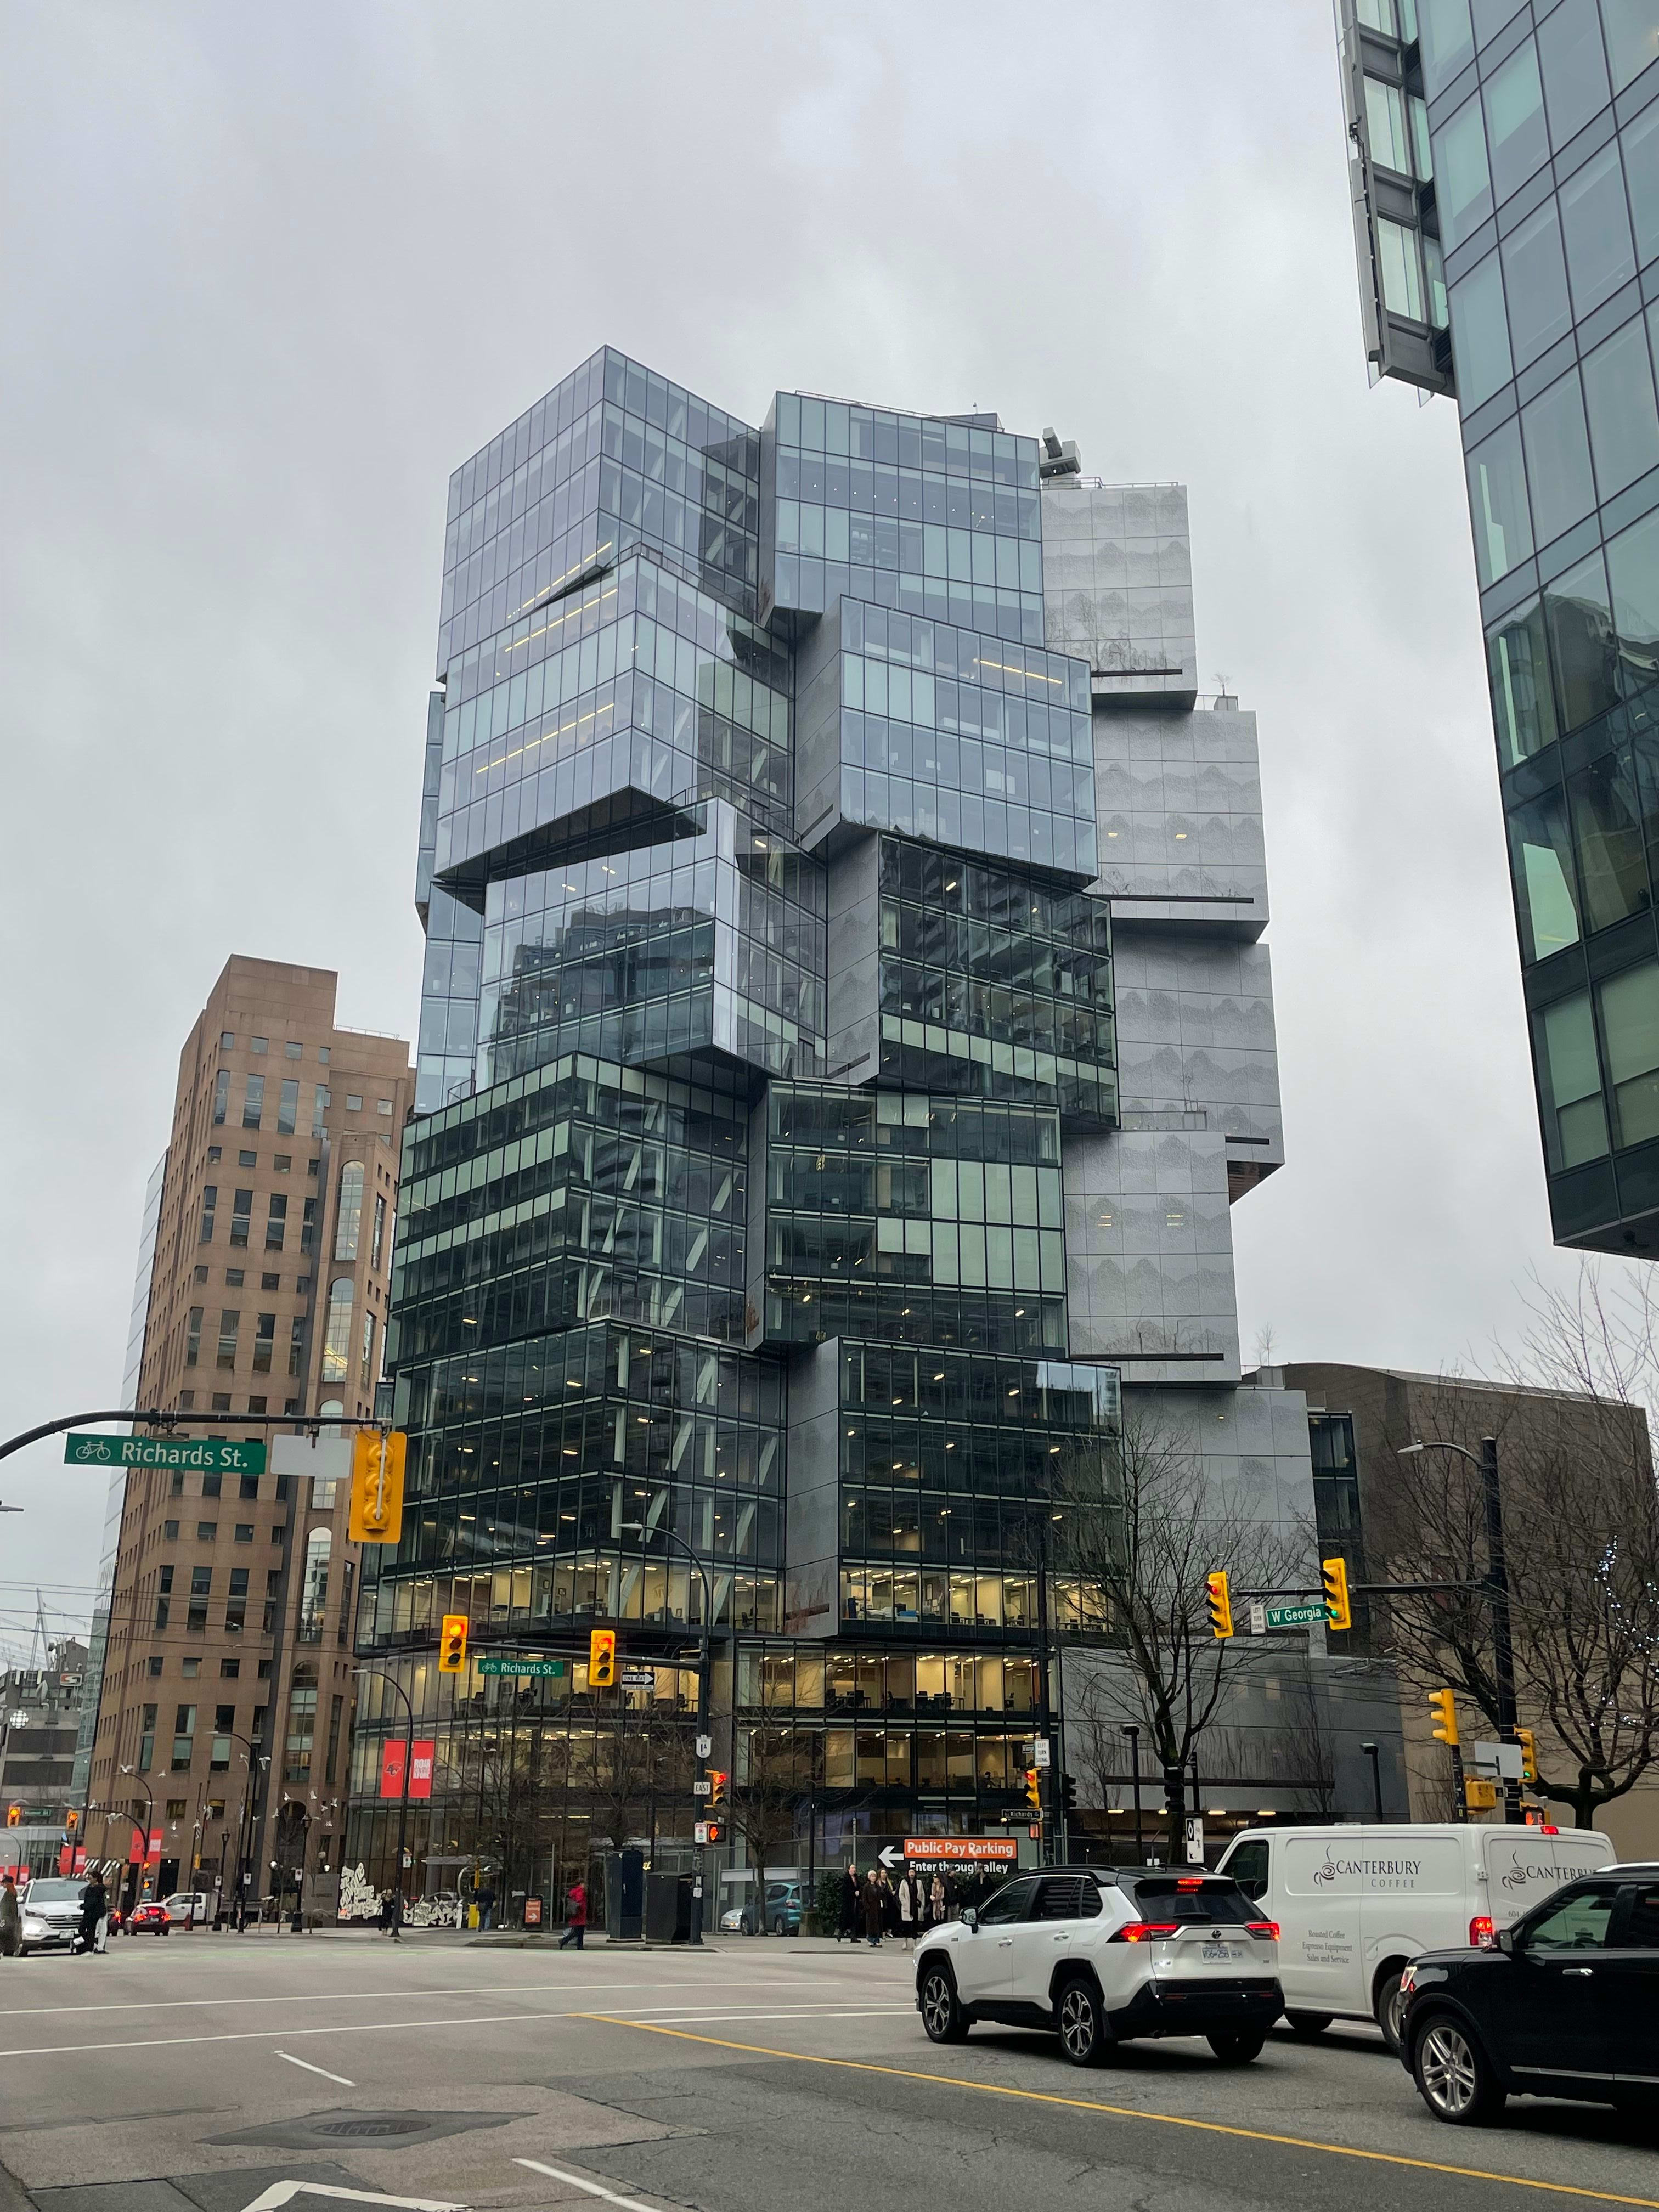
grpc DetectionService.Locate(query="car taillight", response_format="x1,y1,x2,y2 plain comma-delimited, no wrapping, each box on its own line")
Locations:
1469,1916,1495,1949
1246,1921,1279,1940
1110,1920,1181,1943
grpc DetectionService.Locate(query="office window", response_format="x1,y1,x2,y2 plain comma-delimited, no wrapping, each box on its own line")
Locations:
226,1565,249,1634
321,1278,354,1384
1608,505,1659,686
1378,218,1426,319
1438,93,1493,250
299,1527,331,1640
1509,788,1582,958
376,1098,394,1118
1545,547,1617,730
346,1093,364,1113
196,1520,217,1542
180,1658,199,1679
171,1705,196,1771
1533,990,1610,1167
252,1312,276,1373
302,1195,318,1253
1625,103,1659,264
203,1471,222,1497
235,1522,254,1542
360,1311,376,1390
1538,0,1611,144
1367,75,1414,174
335,1160,364,1260
1561,140,1637,312
211,1392,230,1410
273,1155,291,1173
185,1307,203,1368
1418,0,1475,97
242,1073,264,1130
1449,250,1512,408
240,1470,260,1499
146,1655,162,1677
1521,369,1596,545
220,1031,235,1051
289,1316,305,1377
219,1658,239,1678
225,1268,244,1287
1484,39,1549,206
1503,198,1573,370
199,1186,216,1244
230,1189,252,1248
216,1310,240,1370
1600,960,1659,1145
284,1039,302,1059
278,1079,298,1135
178,1390,194,1410
238,1150,256,1169
371,1192,387,1270
163,1517,179,1539
187,1567,210,1633
206,1145,221,1163
265,1193,287,1250
1568,752,1650,932
285,1678,318,1784
212,1069,230,1126
1604,0,1659,92
1467,416,1532,586
1582,319,1659,496
261,1271,279,1290
138,1703,156,1773
325,1692,345,1785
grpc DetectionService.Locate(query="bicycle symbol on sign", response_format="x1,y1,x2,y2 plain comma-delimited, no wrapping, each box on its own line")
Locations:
74,1440,114,1463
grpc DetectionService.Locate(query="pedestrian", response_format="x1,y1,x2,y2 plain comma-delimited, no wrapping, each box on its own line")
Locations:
929,1872,949,1929
897,1867,921,1950
478,1881,496,1932
0,1876,19,1959
78,1874,107,1960
879,1869,900,1938
558,1876,588,1950
837,1863,859,1943
862,1869,883,1947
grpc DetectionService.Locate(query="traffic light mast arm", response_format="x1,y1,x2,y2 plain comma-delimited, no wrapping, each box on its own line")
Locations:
1229,1579,1486,1599
0,1406,388,1466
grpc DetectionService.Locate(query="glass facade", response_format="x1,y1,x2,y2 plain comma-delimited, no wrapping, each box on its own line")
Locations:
1342,0,1659,1251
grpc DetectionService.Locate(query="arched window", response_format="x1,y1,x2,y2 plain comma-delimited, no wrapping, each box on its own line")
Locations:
334,1160,364,1261
321,1279,353,1384
300,1527,331,1640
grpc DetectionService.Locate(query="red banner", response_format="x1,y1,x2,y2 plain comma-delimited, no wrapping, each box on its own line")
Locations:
380,1739,437,1799
127,1828,162,1864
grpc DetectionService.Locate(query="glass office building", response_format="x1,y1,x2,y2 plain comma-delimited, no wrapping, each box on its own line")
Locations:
1339,0,1659,1251
347,347,1335,1892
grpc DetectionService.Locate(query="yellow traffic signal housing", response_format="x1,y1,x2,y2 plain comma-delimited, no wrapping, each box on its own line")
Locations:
5,1804,19,1828
1322,1556,1352,1633
1024,1767,1042,1809
1464,1778,1498,1811
1205,1570,1233,1639
708,1768,728,1808
65,1809,77,1830
589,1627,617,1687
438,1613,469,1673
1429,1687,1459,1746
1515,1728,1537,1782
348,1430,407,1544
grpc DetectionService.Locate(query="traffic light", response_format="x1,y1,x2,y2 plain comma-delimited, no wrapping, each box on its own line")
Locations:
708,1768,728,1809
438,1613,469,1673
4,1805,18,1828
1205,1570,1233,1640
1322,1556,1352,1633
1516,1728,1537,1783
1429,1687,1459,1746
348,1429,407,1544
65,1810,77,1831
588,1628,617,1687
1061,1771,1079,1814
1024,1767,1042,1809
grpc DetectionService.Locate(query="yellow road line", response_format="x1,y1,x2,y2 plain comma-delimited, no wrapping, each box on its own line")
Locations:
581,2017,1659,2210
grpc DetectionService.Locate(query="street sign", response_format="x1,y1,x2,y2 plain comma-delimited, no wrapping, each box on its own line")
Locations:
878,1843,905,1870
693,1778,712,1796
899,1836,1018,1869
620,1667,656,1689
1263,1601,1327,1629
1184,1817,1205,1865
694,1821,710,1844
477,1656,566,1678
1471,1741,1525,1781
1032,1740,1051,1768
695,1734,712,1759
1248,1601,1267,1636
64,1432,267,1474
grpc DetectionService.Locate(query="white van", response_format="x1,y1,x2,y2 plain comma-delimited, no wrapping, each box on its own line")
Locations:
1216,1823,1615,2051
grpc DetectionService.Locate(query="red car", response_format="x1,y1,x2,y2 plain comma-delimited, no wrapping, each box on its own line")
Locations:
127,1903,171,1935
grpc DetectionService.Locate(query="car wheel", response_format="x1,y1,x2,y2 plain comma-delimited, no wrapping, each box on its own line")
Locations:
1285,2011,1332,2040
1207,2029,1267,2065
774,1916,787,1937
1374,1967,1409,2054
1056,1975,1110,2067
1412,2014,1506,2126
918,1961,969,2044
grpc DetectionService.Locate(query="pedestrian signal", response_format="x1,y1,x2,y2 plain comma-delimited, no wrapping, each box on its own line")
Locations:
438,1613,469,1672
708,1768,728,1809
65,1810,77,1830
348,1429,406,1544
1024,1767,1042,1809
1515,1728,1537,1782
1322,1556,1352,1633
1205,1570,1233,1639
588,1628,617,1688
1429,1688,1459,1746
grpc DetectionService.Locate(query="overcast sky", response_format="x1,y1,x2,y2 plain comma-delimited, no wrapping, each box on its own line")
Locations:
1,1,1631,1656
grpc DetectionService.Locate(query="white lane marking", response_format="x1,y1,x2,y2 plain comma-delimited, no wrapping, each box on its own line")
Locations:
1,2004,639,2061
515,2159,663,2212
616,2005,914,2024
274,2049,356,2086
2,1973,833,2019
239,2183,463,2210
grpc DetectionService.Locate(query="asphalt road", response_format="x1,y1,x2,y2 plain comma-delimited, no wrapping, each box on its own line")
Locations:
0,1930,1655,2212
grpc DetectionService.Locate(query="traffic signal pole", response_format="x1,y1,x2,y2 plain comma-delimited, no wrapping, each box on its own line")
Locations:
1480,1437,1523,1825
353,1666,414,1939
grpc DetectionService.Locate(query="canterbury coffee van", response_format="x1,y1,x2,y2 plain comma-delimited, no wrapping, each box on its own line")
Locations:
1216,1822,1614,2050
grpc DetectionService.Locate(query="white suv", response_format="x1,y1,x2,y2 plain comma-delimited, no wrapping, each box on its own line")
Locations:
915,1867,1283,2067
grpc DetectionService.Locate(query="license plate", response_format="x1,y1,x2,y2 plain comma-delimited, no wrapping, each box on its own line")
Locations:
1202,1943,1239,1961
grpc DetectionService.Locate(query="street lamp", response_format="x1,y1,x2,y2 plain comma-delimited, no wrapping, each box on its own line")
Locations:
618,1519,714,1945
221,1730,268,1929
1397,1436,1520,1823
118,1767,155,1907
1122,1725,1143,1866
1361,1740,1384,1821
353,1665,414,1940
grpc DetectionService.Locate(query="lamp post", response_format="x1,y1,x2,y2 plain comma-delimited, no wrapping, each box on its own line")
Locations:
223,1730,268,1929
1122,1725,1142,1866
353,1665,414,1939
619,1519,713,1945
118,1767,155,1909
1361,1740,1384,1821
1397,1437,1520,1823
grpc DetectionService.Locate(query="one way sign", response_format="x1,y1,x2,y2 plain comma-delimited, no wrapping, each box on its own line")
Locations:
878,1843,905,1871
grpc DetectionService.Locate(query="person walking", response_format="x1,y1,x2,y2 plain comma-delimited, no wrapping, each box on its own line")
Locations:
929,1871,949,1930
837,1863,860,1943
862,1868,883,1947
0,1876,20,1959
558,1876,588,1950
478,1881,496,1932
78,1874,108,1960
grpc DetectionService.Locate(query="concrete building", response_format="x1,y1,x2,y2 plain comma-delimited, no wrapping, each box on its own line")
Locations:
0,1639,87,1881
1336,0,1659,1253
89,958,412,1915
1278,1359,1658,1857
347,351,1402,1911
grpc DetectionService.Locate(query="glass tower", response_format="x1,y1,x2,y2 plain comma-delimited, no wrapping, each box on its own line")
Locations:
1339,0,1659,1252
347,348,1356,1893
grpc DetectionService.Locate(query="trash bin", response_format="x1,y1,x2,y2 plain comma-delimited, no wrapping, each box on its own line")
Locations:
644,1870,692,1944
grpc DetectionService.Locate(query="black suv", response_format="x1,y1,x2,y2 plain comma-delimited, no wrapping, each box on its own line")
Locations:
1399,1865,1659,2125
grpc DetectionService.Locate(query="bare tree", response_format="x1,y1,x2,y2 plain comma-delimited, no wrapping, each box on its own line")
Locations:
1370,1263,1659,1831
1052,1393,1307,1857
730,1658,817,1922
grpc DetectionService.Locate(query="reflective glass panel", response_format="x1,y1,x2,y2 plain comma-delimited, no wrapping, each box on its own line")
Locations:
1438,94,1494,248
1522,369,1596,543
1509,787,1583,956
1600,960,1659,1144
1582,318,1659,495
1561,141,1638,312
1485,41,1550,204
1538,0,1613,142
1451,250,1513,404
1532,991,1610,1166
1466,416,1533,585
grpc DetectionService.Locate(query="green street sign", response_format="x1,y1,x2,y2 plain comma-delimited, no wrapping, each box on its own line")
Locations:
478,1656,567,1678
1264,1601,1328,1629
63,1433,268,1475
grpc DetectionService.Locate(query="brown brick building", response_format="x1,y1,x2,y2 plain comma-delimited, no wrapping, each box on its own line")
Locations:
88,958,413,1917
